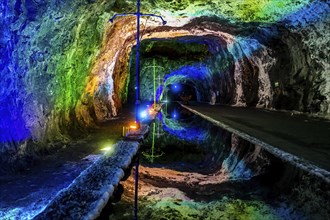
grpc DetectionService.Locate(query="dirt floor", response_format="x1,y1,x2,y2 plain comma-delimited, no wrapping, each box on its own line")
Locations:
0,108,134,219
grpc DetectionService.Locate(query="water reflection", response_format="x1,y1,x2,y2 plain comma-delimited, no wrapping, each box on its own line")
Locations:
142,102,266,180
162,103,194,120
160,103,208,143
110,104,323,220
141,103,209,167
141,122,164,163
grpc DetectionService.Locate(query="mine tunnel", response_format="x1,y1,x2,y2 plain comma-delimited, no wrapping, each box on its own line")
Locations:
163,83,197,103
0,0,330,219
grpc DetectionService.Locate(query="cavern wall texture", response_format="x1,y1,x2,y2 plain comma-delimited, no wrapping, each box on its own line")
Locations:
1,0,116,152
0,0,329,162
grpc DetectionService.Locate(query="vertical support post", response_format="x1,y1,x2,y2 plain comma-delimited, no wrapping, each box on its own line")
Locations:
108,3,167,219
153,59,156,110
109,0,166,128
135,0,141,126
134,152,140,220
151,122,155,163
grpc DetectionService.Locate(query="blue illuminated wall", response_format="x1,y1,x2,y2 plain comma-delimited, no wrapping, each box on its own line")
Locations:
0,97,31,143
0,1,31,144
160,64,211,102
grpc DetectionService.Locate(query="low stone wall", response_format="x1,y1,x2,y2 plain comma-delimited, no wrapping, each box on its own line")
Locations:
33,134,146,219
181,104,330,183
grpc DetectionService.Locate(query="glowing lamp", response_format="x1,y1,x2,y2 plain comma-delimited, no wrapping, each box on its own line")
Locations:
130,124,138,129
140,110,148,119
130,121,140,130
101,146,112,151
171,109,179,119
171,83,182,93
100,144,115,154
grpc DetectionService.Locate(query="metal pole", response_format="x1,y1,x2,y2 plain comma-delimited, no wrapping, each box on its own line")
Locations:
108,3,166,218
153,59,156,110
134,2,141,212
151,122,155,163
109,1,166,128
135,0,141,126
134,153,140,220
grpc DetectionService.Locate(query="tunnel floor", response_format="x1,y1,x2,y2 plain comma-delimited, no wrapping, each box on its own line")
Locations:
182,102,330,172
0,108,134,219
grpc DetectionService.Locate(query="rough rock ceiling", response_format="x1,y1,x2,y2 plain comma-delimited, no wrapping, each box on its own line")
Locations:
118,0,311,23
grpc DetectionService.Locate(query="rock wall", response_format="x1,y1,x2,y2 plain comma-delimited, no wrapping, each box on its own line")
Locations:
282,1,330,114
0,0,329,168
0,0,117,167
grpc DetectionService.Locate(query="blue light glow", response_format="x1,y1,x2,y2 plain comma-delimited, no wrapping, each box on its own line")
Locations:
164,64,209,83
282,1,330,28
170,83,182,93
158,111,207,143
228,38,261,62
222,153,253,179
171,109,178,119
140,110,148,119
0,2,31,144
156,85,164,102
160,64,210,101
0,96,31,143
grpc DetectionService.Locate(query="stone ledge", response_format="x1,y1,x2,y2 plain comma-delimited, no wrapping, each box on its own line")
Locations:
125,124,150,141
181,104,330,184
33,141,139,220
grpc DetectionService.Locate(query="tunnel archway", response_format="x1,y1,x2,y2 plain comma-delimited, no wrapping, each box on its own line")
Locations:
85,14,329,127
126,36,212,105
163,83,197,103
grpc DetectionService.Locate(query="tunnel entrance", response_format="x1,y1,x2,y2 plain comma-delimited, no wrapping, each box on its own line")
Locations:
163,83,197,103
127,37,210,105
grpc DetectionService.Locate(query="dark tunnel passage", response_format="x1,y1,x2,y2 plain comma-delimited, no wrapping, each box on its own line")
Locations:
163,83,197,103
127,37,211,105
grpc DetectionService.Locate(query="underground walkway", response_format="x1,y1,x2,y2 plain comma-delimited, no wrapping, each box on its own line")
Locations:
0,109,135,219
181,103,330,173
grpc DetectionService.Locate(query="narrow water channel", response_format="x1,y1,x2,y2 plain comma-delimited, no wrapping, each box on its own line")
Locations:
99,103,329,220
